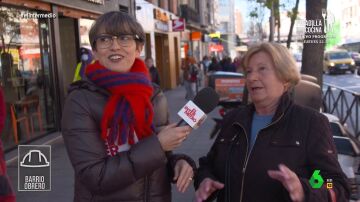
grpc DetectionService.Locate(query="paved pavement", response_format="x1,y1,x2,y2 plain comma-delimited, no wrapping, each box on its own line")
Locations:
5,85,218,202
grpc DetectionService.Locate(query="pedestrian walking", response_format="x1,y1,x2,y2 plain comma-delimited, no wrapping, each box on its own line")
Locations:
73,47,93,82
145,57,161,86
201,55,211,75
221,57,236,72
181,51,198,100
208,57,222,72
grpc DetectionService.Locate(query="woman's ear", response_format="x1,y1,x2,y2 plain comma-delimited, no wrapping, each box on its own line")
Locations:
135,44,144,57
92,49,99,60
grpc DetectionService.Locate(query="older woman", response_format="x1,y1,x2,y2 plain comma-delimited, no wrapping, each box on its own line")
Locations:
62,11,195,202
194,42,350,202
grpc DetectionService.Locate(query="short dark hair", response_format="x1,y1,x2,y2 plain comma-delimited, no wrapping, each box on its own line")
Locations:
145,57,153,62
89,11,145,50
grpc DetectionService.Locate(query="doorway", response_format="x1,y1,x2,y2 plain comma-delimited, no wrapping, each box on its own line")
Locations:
145,33,151,59
58,16,78,95
174,37,180,86
155,33,170,89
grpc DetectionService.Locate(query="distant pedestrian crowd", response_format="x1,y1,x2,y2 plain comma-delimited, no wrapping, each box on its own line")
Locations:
201,55,244,74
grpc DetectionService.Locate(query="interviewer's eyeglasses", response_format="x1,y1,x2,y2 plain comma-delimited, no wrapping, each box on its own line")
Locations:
93,34,142,49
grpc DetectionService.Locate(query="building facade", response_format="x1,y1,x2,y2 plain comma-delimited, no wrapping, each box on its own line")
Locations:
0,0,134,150
234,9,244,38
136,0,214,89
214,0,236,58
178,0,215,63
340,0,360,44
136,0,182,89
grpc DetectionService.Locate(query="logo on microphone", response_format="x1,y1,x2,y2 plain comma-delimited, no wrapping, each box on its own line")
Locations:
178,100,207,129
184,106,197,122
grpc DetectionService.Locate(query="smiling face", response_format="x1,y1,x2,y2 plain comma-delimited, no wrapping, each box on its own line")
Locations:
89,11,145,73
246,51,287,107
92,32,142,73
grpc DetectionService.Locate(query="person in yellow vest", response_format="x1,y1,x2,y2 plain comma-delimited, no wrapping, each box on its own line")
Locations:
73,47,94,82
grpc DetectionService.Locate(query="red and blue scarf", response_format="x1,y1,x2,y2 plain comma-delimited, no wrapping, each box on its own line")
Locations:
85,59,154,147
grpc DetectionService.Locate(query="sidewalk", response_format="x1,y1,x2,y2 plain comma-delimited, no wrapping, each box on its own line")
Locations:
6,85,218,202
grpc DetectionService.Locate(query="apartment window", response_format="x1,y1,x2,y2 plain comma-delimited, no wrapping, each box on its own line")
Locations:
119,5,129,13
168,0,172,12
189,0,195,10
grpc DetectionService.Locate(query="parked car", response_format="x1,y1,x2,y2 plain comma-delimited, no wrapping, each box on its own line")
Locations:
323,50,356,74
323,113,360,199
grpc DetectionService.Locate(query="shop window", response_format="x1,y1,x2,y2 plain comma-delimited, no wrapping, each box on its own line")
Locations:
0,6,56,150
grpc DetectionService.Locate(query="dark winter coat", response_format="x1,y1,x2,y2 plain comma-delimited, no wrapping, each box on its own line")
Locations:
62,78,195,202
195,93,350,202
149,66,160,86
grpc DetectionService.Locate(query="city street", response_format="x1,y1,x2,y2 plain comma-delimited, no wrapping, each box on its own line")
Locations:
5,85,218,202
4,74,360,202
322,72,360,136
2,0,360,201
324,72,360,93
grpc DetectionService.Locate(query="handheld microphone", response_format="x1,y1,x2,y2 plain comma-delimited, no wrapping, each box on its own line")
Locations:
176,87,220,129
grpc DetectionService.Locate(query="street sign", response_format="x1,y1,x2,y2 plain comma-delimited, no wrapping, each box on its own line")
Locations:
172,18,185,32
209,44,224,52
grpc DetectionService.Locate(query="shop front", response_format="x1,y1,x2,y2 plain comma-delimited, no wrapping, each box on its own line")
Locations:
0,0,132,151
0,4,57,150
136,1,182,89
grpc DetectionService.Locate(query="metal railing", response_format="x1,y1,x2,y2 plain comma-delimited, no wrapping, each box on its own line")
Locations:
323,82,360,138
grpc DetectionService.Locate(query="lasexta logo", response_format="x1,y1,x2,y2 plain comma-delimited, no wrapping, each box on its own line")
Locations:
309,170,324,189
184,106,197,122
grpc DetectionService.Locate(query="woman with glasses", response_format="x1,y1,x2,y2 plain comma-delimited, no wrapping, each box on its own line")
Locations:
62,11,195,202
